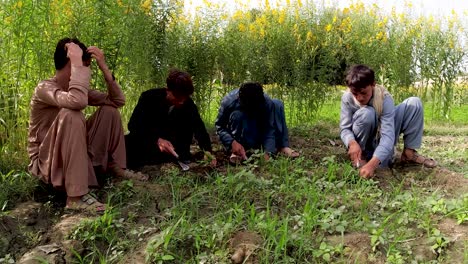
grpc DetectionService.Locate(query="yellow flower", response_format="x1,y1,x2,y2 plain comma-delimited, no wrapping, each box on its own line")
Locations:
17,1,23,9
278,11,285,24
203,0,212,8
306,31,313,41
4,16,12,25
141,0,151,14
117,0,123,7
376,31,385,41
325,24,332,32
342,8,349,15
238,23,246,32
340,17,352,33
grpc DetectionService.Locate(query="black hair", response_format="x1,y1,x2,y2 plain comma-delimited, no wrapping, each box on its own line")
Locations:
54,37,91,70
345,64,375,90
166,69,194,97
239,82,266,117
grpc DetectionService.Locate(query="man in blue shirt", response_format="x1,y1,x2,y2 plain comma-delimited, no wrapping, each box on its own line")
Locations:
215,82,299,163
340,64,436,178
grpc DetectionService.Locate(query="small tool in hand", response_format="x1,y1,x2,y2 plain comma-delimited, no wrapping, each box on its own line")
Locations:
173,151,189,171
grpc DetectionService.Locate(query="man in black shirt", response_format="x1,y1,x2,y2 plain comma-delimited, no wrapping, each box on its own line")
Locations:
125,69,216,169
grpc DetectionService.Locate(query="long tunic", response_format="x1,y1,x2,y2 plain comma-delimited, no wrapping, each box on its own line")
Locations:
28,65,126,196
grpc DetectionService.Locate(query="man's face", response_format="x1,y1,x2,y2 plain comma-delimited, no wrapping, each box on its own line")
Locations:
166,90,188,107
350,84,374,106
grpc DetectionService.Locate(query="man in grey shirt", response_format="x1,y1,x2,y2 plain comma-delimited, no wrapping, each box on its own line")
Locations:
340,64,436,178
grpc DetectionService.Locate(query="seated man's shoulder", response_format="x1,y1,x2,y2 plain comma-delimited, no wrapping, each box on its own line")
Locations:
341,89,352,98
141,88,166,98
34,79,60,96
221,89,239,104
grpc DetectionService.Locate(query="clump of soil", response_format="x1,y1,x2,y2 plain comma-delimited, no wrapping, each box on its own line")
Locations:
0,201,54,259
437,218,468,263
229,231,263,264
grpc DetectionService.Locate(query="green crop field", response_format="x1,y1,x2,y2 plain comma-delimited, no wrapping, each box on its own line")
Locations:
0,0,466,263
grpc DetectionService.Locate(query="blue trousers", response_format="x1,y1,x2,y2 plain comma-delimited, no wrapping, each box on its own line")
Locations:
228,99,290,152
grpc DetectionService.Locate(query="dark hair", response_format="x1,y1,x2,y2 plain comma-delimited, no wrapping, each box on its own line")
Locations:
345,64,375,90
239,82,265,116
54,38,91,70
166,69,194,97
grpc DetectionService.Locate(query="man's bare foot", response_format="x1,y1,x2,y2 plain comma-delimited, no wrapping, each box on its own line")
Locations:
279,147,300,158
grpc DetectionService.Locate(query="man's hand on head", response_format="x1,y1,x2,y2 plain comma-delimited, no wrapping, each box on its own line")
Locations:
65,43,83,66
87,46,107,70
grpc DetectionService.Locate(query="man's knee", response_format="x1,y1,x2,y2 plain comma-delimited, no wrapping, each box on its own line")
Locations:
229,110,245,124
354,106,376,127
58,108,86,126
404,97,422,109
98,105,121,120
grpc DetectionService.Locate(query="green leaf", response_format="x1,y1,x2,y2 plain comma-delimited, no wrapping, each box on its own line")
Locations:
161,255,174,260
323,253,331,262
336,225,345,233
319,242,327,250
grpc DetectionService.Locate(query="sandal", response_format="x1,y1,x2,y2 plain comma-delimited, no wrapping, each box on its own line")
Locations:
65,194,106,214
401,151,437,168
279,147,300,159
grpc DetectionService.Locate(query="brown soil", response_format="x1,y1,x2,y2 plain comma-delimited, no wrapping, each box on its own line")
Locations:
327,232,385,264
0,201,55,259
437,218,468,263
229,231,263,264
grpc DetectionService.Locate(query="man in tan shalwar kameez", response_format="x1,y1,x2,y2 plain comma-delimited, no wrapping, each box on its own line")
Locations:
28,38,146,212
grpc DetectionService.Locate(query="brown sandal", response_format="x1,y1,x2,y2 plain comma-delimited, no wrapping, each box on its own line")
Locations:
65,194,106,214
401,152,437,168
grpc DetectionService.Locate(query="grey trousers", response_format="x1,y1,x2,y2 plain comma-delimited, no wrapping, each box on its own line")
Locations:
352,97,424,166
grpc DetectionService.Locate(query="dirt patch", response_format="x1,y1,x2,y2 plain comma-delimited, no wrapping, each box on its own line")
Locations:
327,232,385,264
229,231,263,264
429,168,468,194
49,213,94,241
0,201,56,260
118,242,147,264
437,218,468,263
